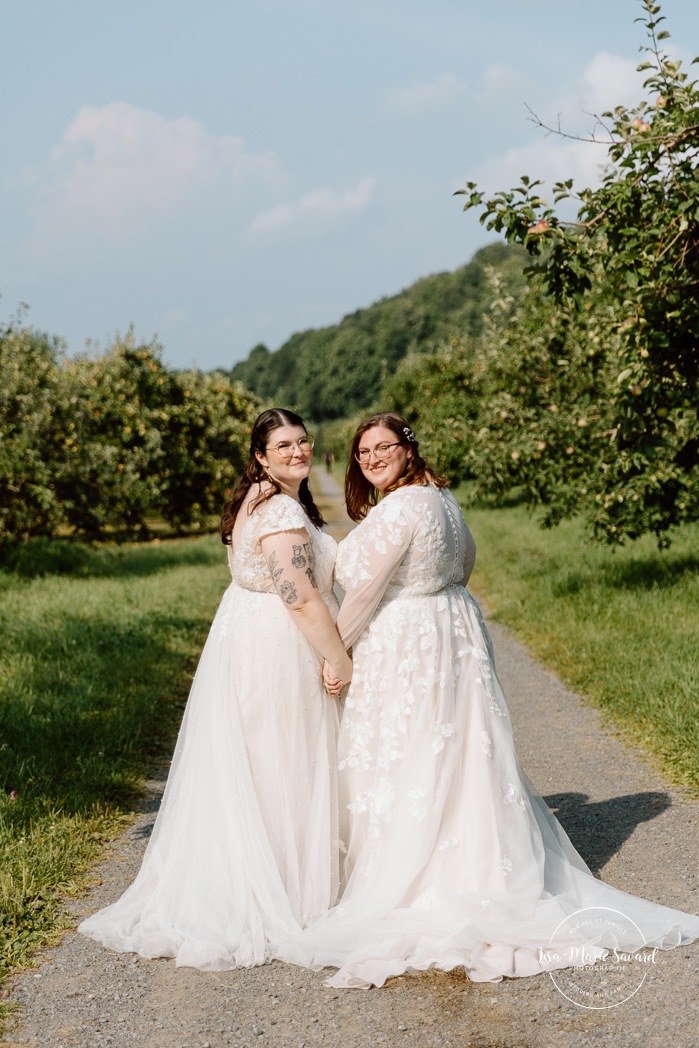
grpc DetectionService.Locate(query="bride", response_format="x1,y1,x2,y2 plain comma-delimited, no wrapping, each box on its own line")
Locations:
79,408,352,969
284,410,699,989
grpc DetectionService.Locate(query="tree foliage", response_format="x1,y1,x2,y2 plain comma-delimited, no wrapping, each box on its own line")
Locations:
0,315,64,542
230,243,526,421
0,322,260,548
454,0,698,543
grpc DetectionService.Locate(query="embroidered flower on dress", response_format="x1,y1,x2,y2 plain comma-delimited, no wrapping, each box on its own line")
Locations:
503,783,526,808
347,795,368,815
407,786,428,821
480,731,492,756
437,835,459,851
501,855,513,875
414,892,437,910
433,721,455,753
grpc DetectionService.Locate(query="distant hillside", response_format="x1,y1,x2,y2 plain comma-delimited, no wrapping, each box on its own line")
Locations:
230,242,525,422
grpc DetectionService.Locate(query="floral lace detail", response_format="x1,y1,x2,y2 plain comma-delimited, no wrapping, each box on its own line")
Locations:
436,487,466,585
469,632,508,719
503,783,526,808
480,731,492,756
336,487,458,599
340,597,443,775
501,855,513,876
407,787,429,821
438,835,459,851
229,494,336,597
347,778,395,837
433,721,455,753
414,892,438,911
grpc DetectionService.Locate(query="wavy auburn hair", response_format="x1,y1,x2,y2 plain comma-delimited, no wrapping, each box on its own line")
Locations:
220,408,324,543
345,411,448,522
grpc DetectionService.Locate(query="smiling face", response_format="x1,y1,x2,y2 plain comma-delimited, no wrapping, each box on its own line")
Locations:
255,424,313,495
355,424,411,493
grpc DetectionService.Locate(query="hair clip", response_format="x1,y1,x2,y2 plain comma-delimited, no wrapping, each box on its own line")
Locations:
403,426,416,443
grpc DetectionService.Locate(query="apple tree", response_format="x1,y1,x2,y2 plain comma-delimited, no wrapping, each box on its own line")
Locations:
457,0,699,543
0,315,64,545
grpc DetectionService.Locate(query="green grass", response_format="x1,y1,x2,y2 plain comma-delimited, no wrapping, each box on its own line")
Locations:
459,495,699,795
0,534,230,995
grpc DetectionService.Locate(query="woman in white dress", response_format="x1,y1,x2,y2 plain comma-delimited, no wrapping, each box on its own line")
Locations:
283,410,699,988
79,409,352,970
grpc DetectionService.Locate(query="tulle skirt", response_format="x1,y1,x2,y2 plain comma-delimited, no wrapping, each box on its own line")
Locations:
278,586,699,987
79,583,340,970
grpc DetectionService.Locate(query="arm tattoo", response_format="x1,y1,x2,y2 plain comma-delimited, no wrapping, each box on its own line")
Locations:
268,551,283,585
280,580,298,604
302,541,317,588
291,543,307,569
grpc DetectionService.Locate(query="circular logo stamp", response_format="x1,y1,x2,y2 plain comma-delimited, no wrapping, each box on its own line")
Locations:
541,906,658,1009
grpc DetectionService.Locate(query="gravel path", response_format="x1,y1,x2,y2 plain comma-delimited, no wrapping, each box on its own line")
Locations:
3,472,698,1048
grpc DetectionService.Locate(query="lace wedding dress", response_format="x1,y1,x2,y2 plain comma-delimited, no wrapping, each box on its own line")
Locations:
279,483,699,987
79,494,340,970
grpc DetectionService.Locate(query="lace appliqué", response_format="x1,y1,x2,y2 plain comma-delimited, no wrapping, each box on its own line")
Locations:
335,487,450,599
347,779,396,838
504,783,526,808
407,787,429,821
433,721,455,753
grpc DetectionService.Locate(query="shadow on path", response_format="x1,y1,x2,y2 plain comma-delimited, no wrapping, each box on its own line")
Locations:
544,790,672,874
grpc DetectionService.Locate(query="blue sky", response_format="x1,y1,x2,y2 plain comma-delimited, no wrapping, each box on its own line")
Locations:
1,0,696,371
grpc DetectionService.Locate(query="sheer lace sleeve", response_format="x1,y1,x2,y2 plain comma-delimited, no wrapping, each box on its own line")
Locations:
256,494,309,538
336,498,413,650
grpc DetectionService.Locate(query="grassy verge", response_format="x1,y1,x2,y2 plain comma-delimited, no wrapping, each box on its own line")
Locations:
458,495,699,796
0,534,229,1000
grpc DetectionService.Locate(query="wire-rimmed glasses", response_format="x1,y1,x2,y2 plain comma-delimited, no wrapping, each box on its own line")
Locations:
354,441,403,464
266,436,315,459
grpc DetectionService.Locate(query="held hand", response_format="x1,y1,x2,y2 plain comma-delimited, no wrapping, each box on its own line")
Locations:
323,657,351,697
322,660,343,696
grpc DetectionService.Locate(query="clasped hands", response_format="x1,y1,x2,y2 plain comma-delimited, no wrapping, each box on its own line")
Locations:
323,658,351,698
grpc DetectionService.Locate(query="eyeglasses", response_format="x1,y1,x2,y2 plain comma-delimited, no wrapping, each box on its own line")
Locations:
266,436,315,458
355,441,403,464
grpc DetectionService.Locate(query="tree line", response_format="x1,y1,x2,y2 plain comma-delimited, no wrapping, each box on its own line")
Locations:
0,321,260,550
230,242,526,421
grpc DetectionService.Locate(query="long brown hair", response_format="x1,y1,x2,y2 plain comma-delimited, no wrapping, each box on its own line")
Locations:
220,408,325,543
345,411,448,522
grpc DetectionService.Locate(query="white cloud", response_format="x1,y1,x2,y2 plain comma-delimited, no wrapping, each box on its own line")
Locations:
468,50,647,204
20,102,285,253
383,71,471,117
248,176,377,242
548,52,641,135
473,137,609,209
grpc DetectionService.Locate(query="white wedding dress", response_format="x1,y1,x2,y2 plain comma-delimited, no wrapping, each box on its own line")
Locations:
279,483,699,987
79,494,340,969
